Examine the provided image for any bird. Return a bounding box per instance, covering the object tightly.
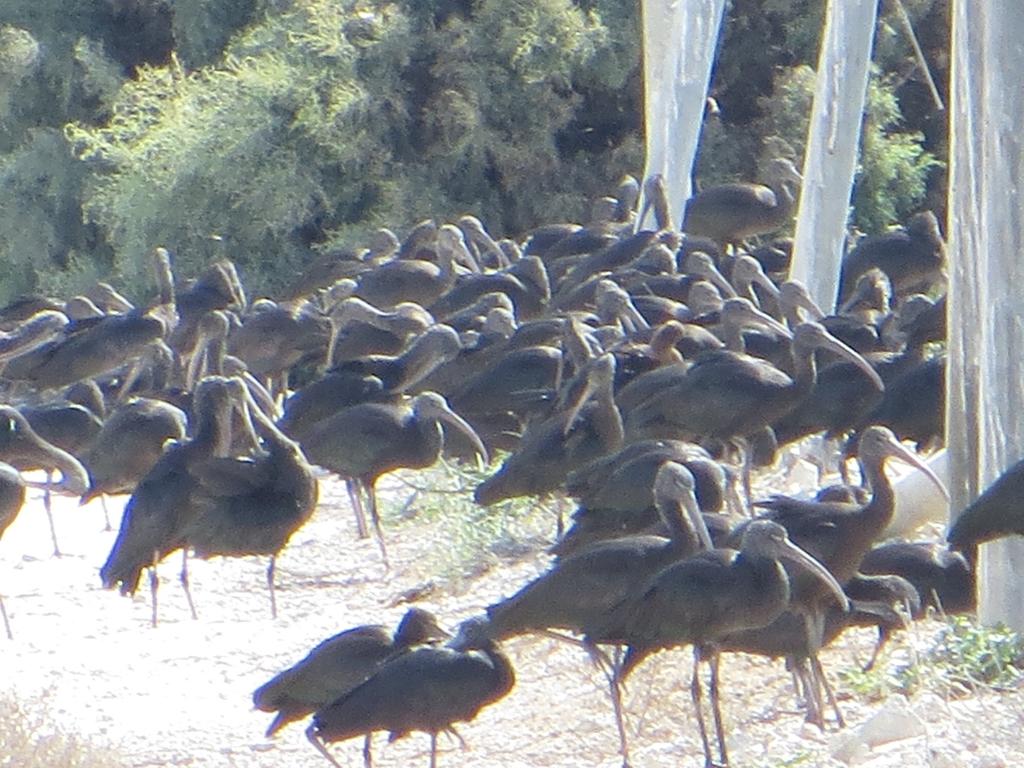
[0,309,69,365]
[306,616,515,768]
[301,392,488,566]
[100,376,239,626]
[947,456,1024,553]
[0,405,90,557]
[682,158,803,251]
[860,541,975,617]
[482,461,710,767]
[588,519,847,768]
[254,607,449,747]
[625,322,883,505]
[836,210,945,306]
[717,572,920,718]
[226,298,331,397]
[557,441,730,556]
[2,310,166,392]
[0,461,26,639]
[354,224,475,309]
[80,397,189,506]
[182,378,318,618]
[474,353,623,510]
[19,398,104,546]
[741,425,948,726]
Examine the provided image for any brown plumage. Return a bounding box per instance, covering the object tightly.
[683,159,803,249]
[306,617,514,768]
[254,608,449,738]
[0,461,26,639]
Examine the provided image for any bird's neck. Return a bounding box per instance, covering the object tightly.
[593,390,624,449]
[770,179,799,222]
[860,457,896,531]
[742,552,791,622]
[791,346,817,395]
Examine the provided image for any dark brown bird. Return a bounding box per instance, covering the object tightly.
[2,311,165,392]
[947,456,1024,553]
[183,380,318,618]
[254,608,449,744]
[589,520,847,768]
[354,225,473,309]
[860,541,975,617]
[717,573,919,723]
[0,405,90,557]
[100,376,238,625]
[836,211,945,306]
[474,354,623,508]
[302,392,487,566]
[80,397,188,505]
[742,426,947,726]
[683,158,803,250]
[306,616,515,768]
[0,461,26,639]
[483,461,709,767]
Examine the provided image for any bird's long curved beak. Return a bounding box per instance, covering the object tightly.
[26,451,89,497]
[687,254,737,299]
[438,405,489,466]
[777,539,849,612]
[681,481,714,551]
[814,332,884,390]
[615,294,650,335]
[882,432,950,501]
[741,303,793,340]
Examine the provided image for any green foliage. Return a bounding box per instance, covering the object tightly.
[0,129,105,305]
[843,616,1024,700]
[900,616,1024,696]
[853,76,941,232]
[2,0,947,297]
[382,458,554,585]
[64,0,640,298]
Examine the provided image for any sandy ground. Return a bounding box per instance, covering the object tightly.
[2,470,1023,768]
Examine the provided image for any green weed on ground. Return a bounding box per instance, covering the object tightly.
[842,615,1024,700]
[382,457,558,586]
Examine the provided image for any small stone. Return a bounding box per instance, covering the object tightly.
[831,697,927,764]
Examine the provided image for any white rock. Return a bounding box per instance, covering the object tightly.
[831,697,927,764]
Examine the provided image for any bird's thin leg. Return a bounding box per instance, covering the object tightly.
[443,726,467,750]
[346,478,370,539]
[690,647,715,768]
[43,471,61,557]
[863,629,888,673]
[362,733,372,768]
[180,548,198,620]
[604,646,633,768]
[267,555,278,620]
[149,550,160,628]
[811,654,845,728]
[785,657,805,709]
[708,651,729,768]
[305,725,345,768]
[365,480,390,569]
[800,657,826,730]
[1,592,12,640]
[429,732,438,768]
[99,494,113,531]
[579,636,616,681]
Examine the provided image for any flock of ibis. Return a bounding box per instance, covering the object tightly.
[1,161,1021,768]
